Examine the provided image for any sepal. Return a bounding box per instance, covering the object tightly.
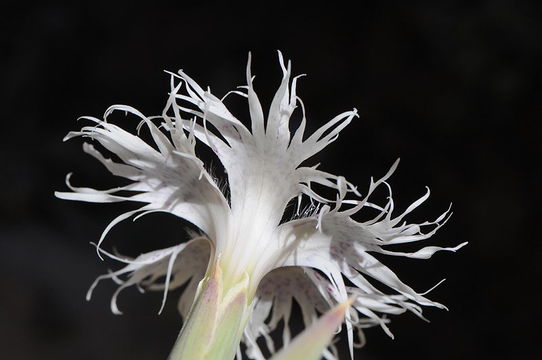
[168,260,251,360]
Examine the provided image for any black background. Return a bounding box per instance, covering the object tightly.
[1,1,540,359]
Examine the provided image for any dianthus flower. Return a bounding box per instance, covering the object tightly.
[56,52,465,359]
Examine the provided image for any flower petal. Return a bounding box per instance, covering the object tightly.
[56,109,230,247]
[245,267,337,360]
[167,53,360,232]
[87,237,211,316]
[268,162,465,354]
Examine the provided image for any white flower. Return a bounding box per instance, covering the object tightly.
[56,52,466,359]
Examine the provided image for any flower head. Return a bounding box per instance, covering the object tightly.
[56,52,466,359]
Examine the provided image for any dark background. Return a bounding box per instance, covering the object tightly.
[1,1,540,359]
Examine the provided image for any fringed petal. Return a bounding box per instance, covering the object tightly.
[87,237,211,316]
[270,162,465,356]
[165,52,360,232]
[56,108,230,248]
[245,267,337,359]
